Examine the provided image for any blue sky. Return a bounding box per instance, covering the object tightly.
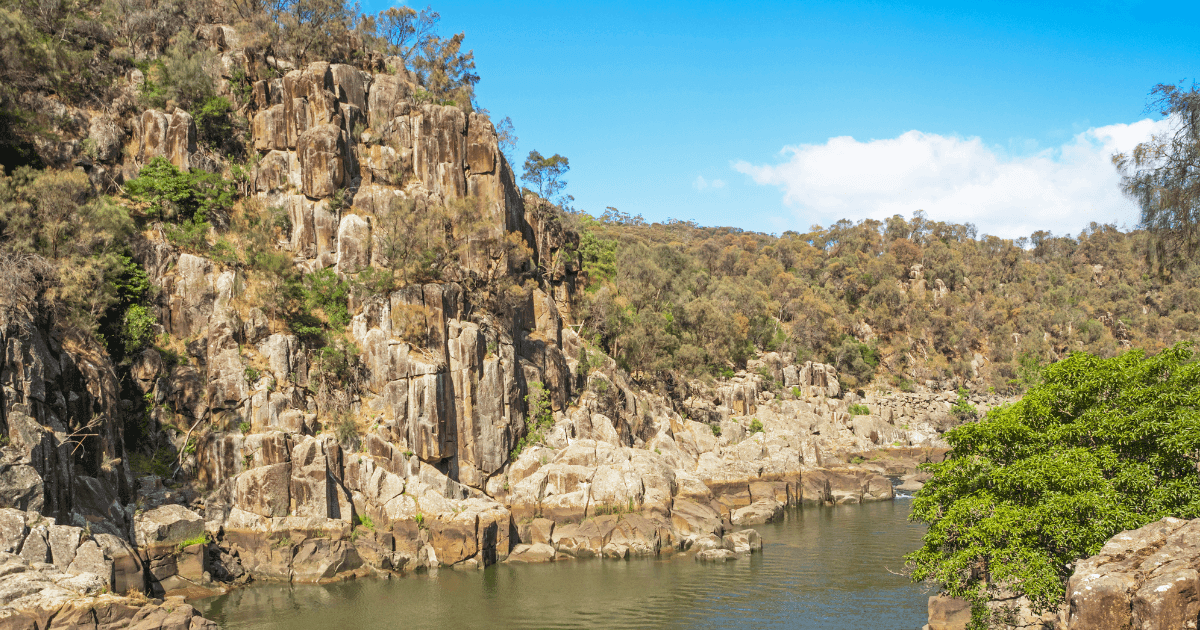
[364,0,1200,238]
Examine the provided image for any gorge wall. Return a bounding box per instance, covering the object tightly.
[1,25,1010,627]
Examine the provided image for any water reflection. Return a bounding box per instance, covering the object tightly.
[198,500,929,630]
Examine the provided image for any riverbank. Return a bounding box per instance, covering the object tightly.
[197,500,929,630]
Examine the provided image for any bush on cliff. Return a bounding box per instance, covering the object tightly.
[906,342,1200,627]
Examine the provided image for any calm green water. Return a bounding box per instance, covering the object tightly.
[197,500,929,630]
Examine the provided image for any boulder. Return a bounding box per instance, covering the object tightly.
[730,499,783,526]
[695,549,737,562]
[507,543,555,564]
[928,594,972,630]
[724,529,762,554]
[134,505,205,547]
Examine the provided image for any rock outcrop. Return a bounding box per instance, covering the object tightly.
[926,517,1200,630]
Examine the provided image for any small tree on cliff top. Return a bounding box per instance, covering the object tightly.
[521,150,570,206]
[907,342,1200,627]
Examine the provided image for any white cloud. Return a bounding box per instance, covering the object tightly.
[733,119,1172,238]
[693,175,726,191]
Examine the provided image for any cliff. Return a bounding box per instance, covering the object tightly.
[0,23,1002,623]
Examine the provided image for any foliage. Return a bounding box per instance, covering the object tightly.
[494,115,517,163]
[193,95,244,157]
[510,381,554,459]
[374,6,438,61]
[138,30,217,111]
[177,533,210,550]
[951,388,979,422]
[0,0,126,164]
[165,216,211,252]
[906,343,1200,625]
[128,449,174,478]
[575,211,1200,391]
[410,30,479,106]
[355,513,375,530]
[829,337,880,390]
[756,366,776,391]
[1113,82,1200,273]
[238,421,251,434]
[521,151,570,206]
[848,403,870,416]
[577,216,618,289]
[121,304,156,355]
[124,157,235,224]
[301,268,351,329]
[309,337,360,396]
[0,168,152,346]
[332,411,358,443]
[749,418,763,433]
[370,194,508,288]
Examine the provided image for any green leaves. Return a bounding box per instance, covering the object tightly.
[908,343,1200,621]
[125,157,235,223]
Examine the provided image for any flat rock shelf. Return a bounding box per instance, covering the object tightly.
[196,500,929,630]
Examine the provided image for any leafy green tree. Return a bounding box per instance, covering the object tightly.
[907,343,1200,626]
[124,157,235,223]
[1114,83,1200,273]
[521,150,570,205]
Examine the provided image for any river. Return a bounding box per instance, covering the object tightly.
[196,499,929,629]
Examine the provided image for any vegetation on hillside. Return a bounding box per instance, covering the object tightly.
[0,0,480,169]
[559,205,1200,393]
[906,343,1200,627]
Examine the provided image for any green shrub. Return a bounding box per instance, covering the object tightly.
[848,403,870,416]
[356,514,375,530]
[333,412,359,443]
[301,268,351,329]
[510,381,554,459]
[165,216,211,251]
[749,418,763,433]
[951,388,979,422]
[121,304,156,355]
[791,386,802,398]
[829,337,880,390]
[756,367,776,391]
[907,343,1200,626]
[125,158,235,223]
[193,95,243,156]
[238,421,251,434]
[710,424,721,437]
[177,533,210,550]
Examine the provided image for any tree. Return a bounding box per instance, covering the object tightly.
[273,0,356,64]
[521,150,570,205]
[375,5,438,61]
[1114,83,1200,273]
[494,116,517,164]
[906,343,1200,627]
[412,30,478,105]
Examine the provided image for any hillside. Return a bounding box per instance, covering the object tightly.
[569,211,1200,395]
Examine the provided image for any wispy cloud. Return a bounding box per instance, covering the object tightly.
[733,119,1171,238]
[693,175,726,191]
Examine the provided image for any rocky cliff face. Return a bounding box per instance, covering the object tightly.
[0,28,995,621]
[926,517,1200,630]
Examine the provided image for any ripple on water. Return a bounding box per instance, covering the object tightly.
[197,500,930,630]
